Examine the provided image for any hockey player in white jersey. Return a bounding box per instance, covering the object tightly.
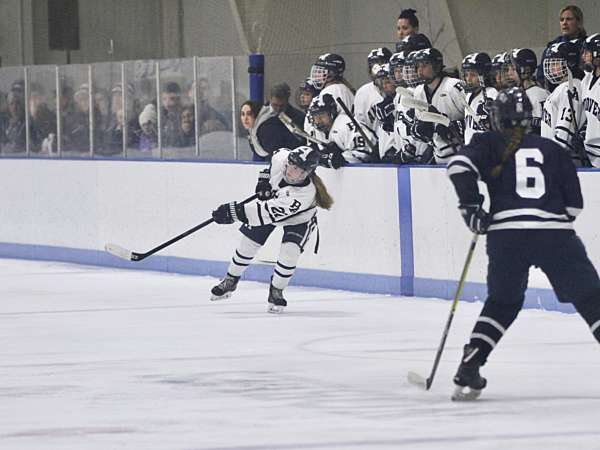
[370,63,398,161]
[309,53,355,116]
[581,33,600,167]
[461,52,498,144]
[307,93,376,168]
[505,48,549,134]
[210,146,333,314]
[410,48,466,163]
[540,41,588,165]
[354,47,392,129]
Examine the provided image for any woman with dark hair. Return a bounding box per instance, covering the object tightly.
[397,8,419,40]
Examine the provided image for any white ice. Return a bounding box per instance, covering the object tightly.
[1,259,600,450]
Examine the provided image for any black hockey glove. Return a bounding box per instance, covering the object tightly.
[436,120,465,144]
[319,142,346,169]
[255,168,273,201]
[374,97,395,132]
[459,204,489,235]
[411,119,434,143]
[400,143,418,164]
[476,100,493,129]
[212,202,248,224]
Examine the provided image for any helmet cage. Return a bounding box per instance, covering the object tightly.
[543,58,568,84]
[310,65,331,90]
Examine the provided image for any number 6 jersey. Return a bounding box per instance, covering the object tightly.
[447,131,583,231]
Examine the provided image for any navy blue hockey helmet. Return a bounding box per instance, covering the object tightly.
[389,51,408,86]
[308,93,338,132]
[413,48,444,83]
[396,33,432,54]
[288,146,319,174]
[507,48,538,82]
[461,52,492,91]
[582,33,600,71]
[489,87,533,132]
[543,41,580,83]
[368,47,393,69]
[310,53,346,89]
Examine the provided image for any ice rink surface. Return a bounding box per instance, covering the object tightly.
[1,259,600,450]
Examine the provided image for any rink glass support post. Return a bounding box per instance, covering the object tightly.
[248,53,264,162]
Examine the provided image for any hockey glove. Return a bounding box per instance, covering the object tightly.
[459,204,490,235]
[319,142,346,169]
[400,143,418,164]
[374,97,395,132]
[255,168,273,201]
[436,120,465,145]
[212,202,248,224]
[411,119,435,143]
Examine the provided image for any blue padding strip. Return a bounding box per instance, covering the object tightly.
[0,244,574,313]
[397,167,414,296]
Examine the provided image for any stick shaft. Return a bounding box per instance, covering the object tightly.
[131,193,259,261]
[425,233,479,389]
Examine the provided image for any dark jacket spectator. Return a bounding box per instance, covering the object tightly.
[0,91,26,153]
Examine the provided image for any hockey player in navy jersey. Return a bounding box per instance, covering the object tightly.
[447,87,600,400]
[210,146,333,314]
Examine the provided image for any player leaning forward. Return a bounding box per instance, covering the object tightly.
[209,146,333,313]
[447,87,600,399]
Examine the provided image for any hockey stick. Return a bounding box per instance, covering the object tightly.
[566,68,591,167]
[415,110,450,127]
[278,112,327,146]
[105,193,259,262]
[400,95,429,111]
[395,86,414,98]
[408,233,479,390]
[335,97,379,159]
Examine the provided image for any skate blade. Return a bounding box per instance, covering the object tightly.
[267,304,285,314]
[210,292,232,301]
[407,371,429,390]
[451,385,482,401]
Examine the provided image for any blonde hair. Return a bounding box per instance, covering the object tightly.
[560,5,586,35]
[311,173,334,210]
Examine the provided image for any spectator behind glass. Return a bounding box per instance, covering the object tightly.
[62,83,96,152]
[160,81,183,148]
[253,82,303,160]
[138,103,158,153]
[177,105,196,148]
[28,85,57,153]
[537,5,587,90]
[397,8,419,40]
[189,78,229,135]
[0,91,26,153]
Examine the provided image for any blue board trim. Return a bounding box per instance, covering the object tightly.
[0,241,574,313]
[397,167,414,296]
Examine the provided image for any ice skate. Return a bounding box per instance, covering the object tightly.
[451,345,487,401]
[210,274,239,301]
[267,284,287,314]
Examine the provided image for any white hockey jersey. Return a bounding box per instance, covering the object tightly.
[541,79,584,157]
[319,82,355,116]
[464,87,498,145]
[526,85,550,133]
[393,88,430,161]
[581,72,600,167]
[322,113,376,163]
[243,149,317,227]
[354,81,382,130]
[413,76,466,163]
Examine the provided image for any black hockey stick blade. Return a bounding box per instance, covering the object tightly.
[407,371,432,390]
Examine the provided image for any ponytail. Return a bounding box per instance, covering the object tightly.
[311,173,334,210]
[491,127,526,178]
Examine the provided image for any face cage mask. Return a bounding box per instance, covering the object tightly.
[543,58,568,84]
[403,64,420,88]
[392,66,405,87]
[310,65,330,90]
[582,50,600,73]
